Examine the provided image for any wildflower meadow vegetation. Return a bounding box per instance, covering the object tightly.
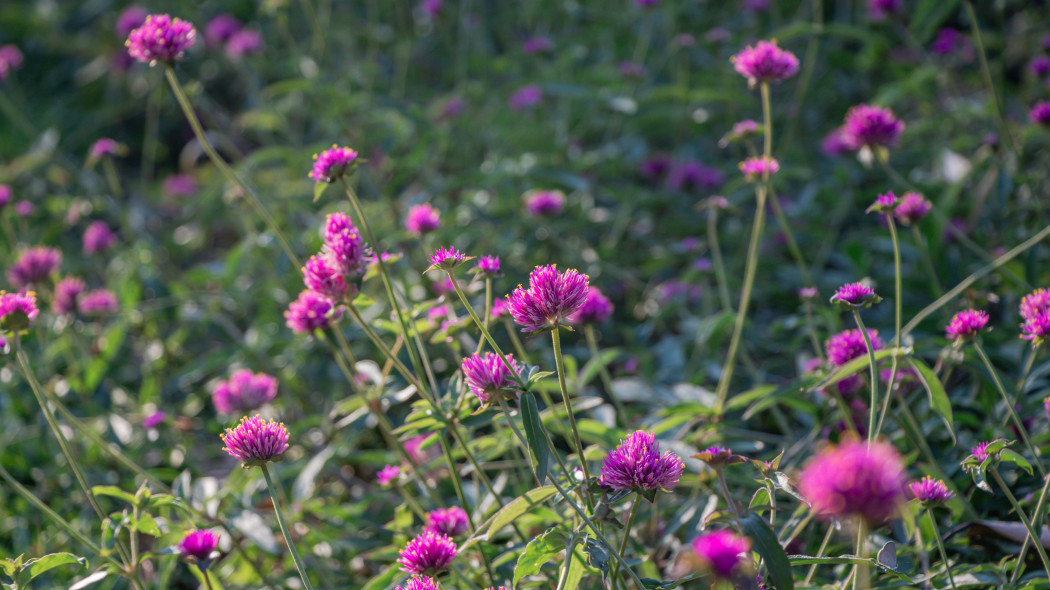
[3,1,1050,588]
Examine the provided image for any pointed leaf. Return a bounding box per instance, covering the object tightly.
[908,357,954,432]
[520,392,550,483]
[514,528,567,586]
[16,553,86,586]
[464,486,558,549]
[739,513,794,590]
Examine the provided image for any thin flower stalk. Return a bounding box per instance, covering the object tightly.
[436,434,498,588]
[962,0,1019,155]
[707,207,732,311]
[1010,474,1050,584]
[988,467,1050,574]
[260,464,316,590]
[851,310,880,441]
[768,186,813,286]
[910,225,944,296]
[972,340,1045,477]
[474,276,493,355]
[609,493,642,589]
[853,520,869,590]
[552,327,592,486]
[926,508,958,590]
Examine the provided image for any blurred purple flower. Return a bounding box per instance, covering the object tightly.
[311,145,359,183]
[0,291,39,332]
[1029,101,1050,126]
[205,14,241,47]
[842,104,905,150]
[78,289,119,316]
[798,439,907,524]
[639,153,672,181]
[419,0,443,19]
[0,45,24,82]
[894,192,931,225]
[691,530,751,579]
[126,14,197,64]
[739,156,779,181]
[116,6,148,38]
[303,254,349,301]
[178,529,218,561]
[821,127,852,156]
[666,160,724,192]
[83,221,116,254]
[90,138,121,160]
[213,369,278,415]
[424,507,470,537]
[143,411,167,429]
[826,328,883,367]
[524,189,565,217]
[731,40,799,87]
[868,0,903,21]
[14,200,32,216]
[509,85,543,111]
[1030,55,1050,78]
[569,286,613,325]
[909,476,954,505]
[285,290,340,334]
[0,184,10,208]
[53,277,85,315]
[8,247,61,289]
[619,61,646,78]
[225,29,264,58]
[523,36,553,54]
[163,174,198,197]
[377,464,400,486]
[405,203,442,236]
[474,255,500,276]
[945,309,989,341]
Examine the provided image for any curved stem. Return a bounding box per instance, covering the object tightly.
[609,493,641,590]
[990,467,1050,574]
[1010,473,1050,584]
[474,278,492,355]
[201,567,217,590]
[261,464,316,590]
[345,303,423,393]
[707,208,732,311]
[851,311,879,441]
[887,216,903,347]
[926,509,958,590]
[552,329,591,487]
[972,340,1045,477]
[962,0,1020,155]
[853,520,869,590]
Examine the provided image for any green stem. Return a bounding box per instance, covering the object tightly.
[504,317,531,365]
[852,520,869,590]
[584,324,627,426]
[261,464,316,590]
[446,272,525,391]
[163,66,300,267]
[926,508,958,590]
[1010,473,1050,584]
[851,311,880,441]
[803,301,824,360]
[804,524,834,585]
[910,225,944,297]
[610,493,641,590]
[990,467,1050,574]
[973,340,1046,477]
[437,435,498,588]
[201,567,217,590]
[552,328,592,486]
[873,357,899,438]
[768,187,813,286]
[394,483,428,521]
[474,277,493,355]
[887,216,903,347]
[345,303,424,394]
[707,208,732,312]
[962,0,1020,155]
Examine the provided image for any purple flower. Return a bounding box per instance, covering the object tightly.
[894,192,931,225]
[508,264,589,333]
[739,156,779,181]
[524,189,565,217]
[509,85,543,111]
[523,36,553,54]
[83,221,116,254]
[619,61,646,78]
[830,282,880,308]
[428,246,467,270]
[310,145,359,183]
[930,28,972,60]
[78,289,119,316]
[323,213,369,279]
[1020,289,1050,322]
[798,286,819,301]
[909,476,954,506]
[1045,397,1050,422]
[178,529,218,562]
[143,411,166,429]
[826,328,884,366]
[474,255,500,276]
[691,530,751,579]
[53,277,85,315]
[1029,101,1050,126]
[116,6,148,37]
[1021,312,1050,344]
[8,247,62,289]
[418,0,443,19]
[569,286,613,325]
[163,174,198,197]
[1030,55,1050,78]
[205,14,241,47]
[970,441,992,463]
[0,291,39,332]
[0,184,10,208]
[89,138,121,160]
[720,120,761,146]
[398,531,458,576]
[14,201,32,216]
[842,104,905,150]
[945,309,989,341]
[490,297,510,320]
[639,153,672,181]
[126,14,197,64]
[424,507,470,537]
[285,290,341,334]
[435,96,464,122]
[731,40,800,86]
[461,352,522,403]
[213,369,279,415]
[695,446,740,469]
[599,430,684,492]
[303,254,349,301]
[673,33,696,48]
[666,161,724,192]
[868,191,898,213]
[868,0,903,21]
[225,29,264,59]
[798,439,907,524]
[0,45,24,82]
[396,577,439,590]
[821,127,852,156]
[220,415,290,467]
[377,464,401,486]
[405,203,442,235]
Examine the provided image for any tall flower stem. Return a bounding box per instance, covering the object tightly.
[803,299,824,360]
[707,207,732,311]
[474,277,493,355]
[962,0,1019,155]
[552,328,592,487]
[999,348,1040,431]
[851,311,880,441]
[584,324,627,426]
[852,520,869,590]
[344,303,424,394]
[972,340,1045,477]
[437,434,498,589]
[446,271,525,391]
[887,216,903,347]
[200,568,217,590]
[989,467,1050,573]
[393,482,428,520]
[910,226,944,297]
[1010,473,1050,584]
[504,317,531,365]
[609,493,641,590]
[926,508,958,590]
[163,66,299,266]
[261,464,316,590]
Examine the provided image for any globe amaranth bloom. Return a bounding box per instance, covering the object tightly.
[221,415,290,467]
[694,445,743,469]
[461,352,522,403]
[427,246,468,270]
[970,441,993,464]
[523,36,553,54]
[842,104,905,150]
[508,85,543,111]
[826,329,884,367]
[909,476,954,506]
[867,0,902,21]
[798,286,819,301]
[322,213,369,279]
[821,127,852,156]
[53,277,85,316]
[143,411,166,429]
[213,369,278,415]
[523,189,565,217]
[894,192,931,225]
[163,174,198,197]
[14,201,32,217]
[225,29,264,59]
[0,45,24,82]
[1020,289,1050,321]
[83,221,116,254]
[377,464,401,486]
[303,254,349,301]
[126,14,197,64]
[0,291,39,333]
[797,439,907,524]
[945,309,989,341]
[396,576,439,590]
[1030,101,1050,126]
[89,138,122,161]
[78,289,119,316]
[1030,55,1050,78]
[405,203,441,235]
[205,14,241,47]
[867,191,898,213]
[666,160,724,192]
[310,145,359,183]
[424,507,470,537]
[8,247,61,289]
[178,529,218,562]
[508,265,589,333]
[115,6,148,38]
[0,184,10,208]
[730,40,799,87]
[830,282,881,309]
[690,530,752,579]
[490,297,510,320]
[473,255,500,277]
[639,153,672,181]
[600,430,684,492]
[285,290,341,334]
[398,531,458,576]
[568,286,613,325]
[739,156,779,181]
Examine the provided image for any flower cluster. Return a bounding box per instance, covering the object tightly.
[600,430,684,492]
[945,309,989,341]
[730,40,799,86]
[405,203,442,235]
[220,415,290,467]
[508,265,589,333]
[126,14,197,64]
[310,145,359,183]
[461,352,522,403]
[841,103,905,150]
[398,531,457,576]
[523,189,565,217]
[213,369,279,415]
[798,439,906,524]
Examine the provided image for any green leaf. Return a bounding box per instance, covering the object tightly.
[313,181,329,202]
[465,486,557,549]
[0,556,22,578]
[513,527,568,586]
[815,348,903,392]
[787,554,913,582]
[562,539,587,590]
[999,448,1034,475]
[16,553,87,587]
[579,348,620,387]
[135,513,161,537]
[583,536,610,582]
[520,392,550,483]
[908,357,954,433]
[91,486,136,505]
[739,513,794,590]
[360,565,400,590]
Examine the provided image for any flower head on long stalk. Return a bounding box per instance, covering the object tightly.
[508,264,589,333]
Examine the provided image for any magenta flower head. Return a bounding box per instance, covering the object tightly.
[945,309,989,342]
[909,476,954,507]
[205,14,241,47]
[424,507,470,537]
[600,430,684,495]
[490,297,510,320]
[666,161,724,192]
[894,192,932,225]
[509,85,543,111]
[53,277,85,316]
[213,369,278,415]
[473,255,501,277]
[830,282,881,309]
[396,576,439,590]
[1022,313,1050,346]
[89,138,123,162]
[1020,289,1050,322]
[690,530,752,580]
[0,291,39,333]
[220,415,290,468]
[731,40,799,87]
[163,174,198,197]
[0,184,10,208]
[739,156,779,181]
[83,221,117,254]
[0,45,24,82]
[826,328,884,366]
[126,14,197,64]
[377,464,401,486]
[798,286,819,302]
[405,203,442,236]
[116,6,148,37]
[310,145,359,183]
[842,104,905,150]
[868,0,902,21]
[8,247,62,289]
[569,286,614,325]
[523,36,553,54]
[969,441,992,464]
[821,127,852,156]
[693,445,745,470]
[323,213,369,279]
[523,189,566,217]
[285,290,341,334]
[798,439,907,524]
[303,254,349,301]
[462,352,522,404]
[508,264,589,333]
[143,411,166,429]
[1029,101,1050,126]
[78,289,119,316]
[8,200,24,216]
[398,531,458,576]
[225,29,264,59]
[427,246,469,271]
[178,529,218,566]
[867,191,898,214]
[1030,55,1050,78]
